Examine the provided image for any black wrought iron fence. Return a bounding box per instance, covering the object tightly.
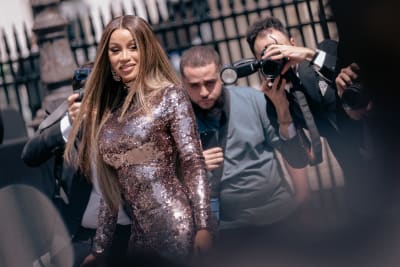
[0,0,336,121]
[0,0,345,215]
[0,24,41,122]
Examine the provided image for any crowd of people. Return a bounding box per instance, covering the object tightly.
[19,12,396,267]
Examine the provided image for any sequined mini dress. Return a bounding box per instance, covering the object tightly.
[95,85,212,261]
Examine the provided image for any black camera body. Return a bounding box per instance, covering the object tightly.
[341,82,369,110]
[259,58,287,79]
[220,57,288,85]
[74,88,85,102]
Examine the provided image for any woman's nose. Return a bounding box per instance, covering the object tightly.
[121,49,129,60]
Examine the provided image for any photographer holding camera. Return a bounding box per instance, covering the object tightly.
[246,16,387,228]
[335,61,381,184]
[245,17,338,140]
[180,45,315,258]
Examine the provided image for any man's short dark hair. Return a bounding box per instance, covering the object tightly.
[179,46,221,77]
[246,16,289,55]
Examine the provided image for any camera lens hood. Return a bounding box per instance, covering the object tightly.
[220,64,238,85]
[220,58,260,85]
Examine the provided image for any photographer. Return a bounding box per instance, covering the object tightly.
[246,17,338,139]
[246,16,387,225]
[180,46,313,257]
[334,61,385,169]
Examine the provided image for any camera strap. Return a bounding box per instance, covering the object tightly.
[293,90,323,165]
[38,88,84,133]
[38,100,69,133]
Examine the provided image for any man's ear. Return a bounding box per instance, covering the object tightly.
[289,37,295,46]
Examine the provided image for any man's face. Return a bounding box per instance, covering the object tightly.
[182,63,223,110]
[253,28,293,59]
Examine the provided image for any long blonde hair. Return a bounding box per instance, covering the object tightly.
[64,15,180,212]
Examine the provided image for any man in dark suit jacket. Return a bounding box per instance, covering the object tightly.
[245,16,385,228]
[21,65,131,267]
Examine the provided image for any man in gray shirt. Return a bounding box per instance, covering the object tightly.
[179,46,311,253]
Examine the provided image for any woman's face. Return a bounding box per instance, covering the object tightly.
[108,28,140,83]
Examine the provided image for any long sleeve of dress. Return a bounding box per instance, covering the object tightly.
[93,197,118,253]
[167,86,212,231]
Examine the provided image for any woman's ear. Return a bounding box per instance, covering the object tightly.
[289,37,295,46]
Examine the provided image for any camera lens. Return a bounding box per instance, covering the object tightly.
[220,65,238,85]
[341,83,369,110]
[260,59,284,79]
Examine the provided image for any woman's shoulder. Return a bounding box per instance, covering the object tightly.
[160,83,188,99]
[161,83,184,93]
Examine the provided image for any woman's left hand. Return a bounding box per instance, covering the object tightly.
[80,253,104,267]
[193,229,213,255]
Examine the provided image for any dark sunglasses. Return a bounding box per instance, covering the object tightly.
[73,68,92,81]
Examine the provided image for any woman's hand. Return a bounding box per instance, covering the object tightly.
[80,252,107,267]
[193,229,213,256]
[80,253,97,267]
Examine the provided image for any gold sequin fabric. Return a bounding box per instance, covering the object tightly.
[96,85,212,262]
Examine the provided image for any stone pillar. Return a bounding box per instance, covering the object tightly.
[30,0,77,127]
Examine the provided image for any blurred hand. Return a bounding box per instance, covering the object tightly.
[261,44,315,74]
[203,147,224,171]
[80,253,98,267]
[335,62,359,97]
[67,93,82,124]
[193,229,212,256]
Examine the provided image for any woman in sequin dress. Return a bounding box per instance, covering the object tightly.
[64,15,213,266]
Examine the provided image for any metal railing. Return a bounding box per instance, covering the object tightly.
[0,0,344,215]
[1,0,337,122]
